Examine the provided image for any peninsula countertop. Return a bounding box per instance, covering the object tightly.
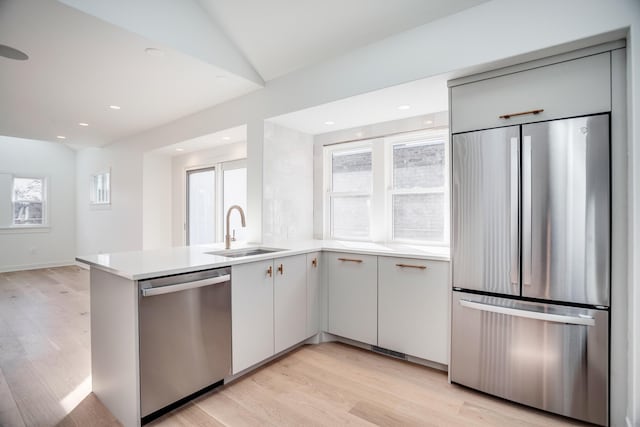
[76,240,450,281]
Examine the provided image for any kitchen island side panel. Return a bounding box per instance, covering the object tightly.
[90,267,140,427]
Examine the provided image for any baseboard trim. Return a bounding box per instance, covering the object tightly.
[0,260,76,273]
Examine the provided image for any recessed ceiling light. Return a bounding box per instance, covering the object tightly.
[175,148,184,152]
[355,132,363,138]
[397,105,411,110]
[144,47,164,57]
[109,105,121,110]
[324,121,335,126]
[0,44,29,61]
[425,120,433,125]
[56,135,66,140]
[78,122,89,127]
[222,136,231,141]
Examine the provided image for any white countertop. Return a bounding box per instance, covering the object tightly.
[76,240,449,281]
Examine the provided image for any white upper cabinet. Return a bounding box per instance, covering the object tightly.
[327,252,377,345]
[450,52,611,133]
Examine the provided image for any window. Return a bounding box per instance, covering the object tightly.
[185,160,247,245]
[90,169,110,205]
[327,147,372,240]
[324,129,449,245]
[12,177,46,226]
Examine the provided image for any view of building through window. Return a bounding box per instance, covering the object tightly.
[325,129,448,245]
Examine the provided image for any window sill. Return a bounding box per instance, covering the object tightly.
[0,225,51,234]
[90,203,111,211]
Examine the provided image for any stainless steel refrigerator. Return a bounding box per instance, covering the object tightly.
[450,114,610,426]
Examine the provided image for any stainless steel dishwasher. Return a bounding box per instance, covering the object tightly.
[138,267,231,424]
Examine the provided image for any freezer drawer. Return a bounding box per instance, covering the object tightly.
[451,292,609,426]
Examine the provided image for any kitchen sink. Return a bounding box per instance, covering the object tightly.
[205,247,285,258]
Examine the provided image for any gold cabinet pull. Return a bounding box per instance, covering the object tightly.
[499,109,544,119]
[267,266,273,277]
[338,258,363,263]
[312,258,318,268]
[277,264,284,274]
[396,263,427,270]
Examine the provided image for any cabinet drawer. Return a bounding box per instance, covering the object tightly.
[378,256,448,364]
[327,252,377,345]
[451,52,611,133]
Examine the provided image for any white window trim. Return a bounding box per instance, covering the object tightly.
[323,127,450,246]
[323,140,375,241]
[9,174,49,229]
[89,168,111,206]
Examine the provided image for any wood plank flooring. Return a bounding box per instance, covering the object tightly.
[0,266,589,427]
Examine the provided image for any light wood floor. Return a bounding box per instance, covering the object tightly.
[0,266,589,427]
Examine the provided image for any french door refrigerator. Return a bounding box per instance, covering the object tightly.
[450,114,610,426]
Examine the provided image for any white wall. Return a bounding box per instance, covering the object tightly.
[171,142,246,246]
[76,143,144,256]
[0,137,76,271]
[142,153,172,250]
[263,122,314,244]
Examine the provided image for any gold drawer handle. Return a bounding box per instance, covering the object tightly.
[396,263,427,270]
[277,264,284,275]
[312,258,318,268]
[267,266,273,277]
[338,258,363,263]
[499,109,544,119]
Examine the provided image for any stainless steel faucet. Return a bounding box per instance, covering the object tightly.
[225,205,246,249]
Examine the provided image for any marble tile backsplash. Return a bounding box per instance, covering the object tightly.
[263,122,314,244]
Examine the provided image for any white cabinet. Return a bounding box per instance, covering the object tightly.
[231,259,274,374]
[306,252,322,338]
[450,52,611,133]
[274,254,307,353]
[378,256,449,364]
[327,252,377,345]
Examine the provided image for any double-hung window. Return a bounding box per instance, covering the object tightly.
[324,128,449,246]
[326,145,372,240]
[389,134,448,244]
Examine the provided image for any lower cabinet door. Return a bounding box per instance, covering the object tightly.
[306,252,322,338]
[378,256,448,364]
[327,252,377,345]
[231,260,274,374]
[274,254,308,353]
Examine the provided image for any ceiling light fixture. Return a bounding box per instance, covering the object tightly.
[175,148,184,152]
[0,44,29,61]
[425,120,433,125]
[144,48,164,57]
[222,136,231,141]
[355,132,363,138]
[56,135,66,140]
[397,105,411,110]
[78,122,89,127]
[324,121,335,126]
[109,105,121,110]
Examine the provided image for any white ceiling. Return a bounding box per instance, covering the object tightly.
[197,0,489,81]
[0,0,487,148]
[0,0,261,147]
[268,74,449,135]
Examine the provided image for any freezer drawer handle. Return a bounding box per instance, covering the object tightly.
[141,274,230,297]
[459,299,595,326]
[337,258,363,263]
[499,109,544,119]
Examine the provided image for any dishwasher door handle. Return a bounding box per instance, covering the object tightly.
[459,299,595,326]
[141,274,230,297]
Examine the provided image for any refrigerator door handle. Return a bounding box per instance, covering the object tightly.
[522,135,532,287]
[459,299,595,326]
[509,137,519,287]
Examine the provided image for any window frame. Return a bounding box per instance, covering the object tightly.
[323,141,374,241]
[385,129,450,246]
[11,175,48,228]
[323,128,449,246]
[184,159,248,245]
